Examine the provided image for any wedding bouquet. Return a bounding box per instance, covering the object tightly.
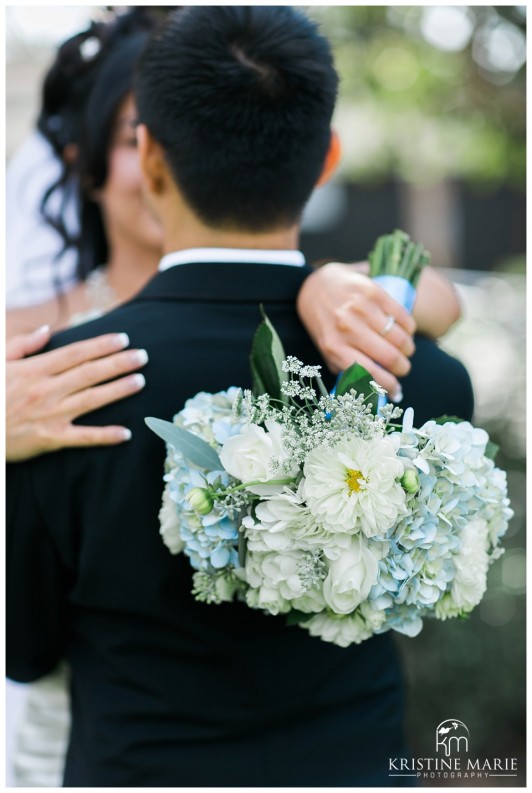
[146,234,512,648]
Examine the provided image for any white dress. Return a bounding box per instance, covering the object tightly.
[12,664,71,787]
[6,131,79,308]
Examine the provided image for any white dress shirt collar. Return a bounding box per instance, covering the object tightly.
[159,247,305,271]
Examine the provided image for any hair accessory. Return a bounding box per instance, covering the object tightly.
[79,36,102,61]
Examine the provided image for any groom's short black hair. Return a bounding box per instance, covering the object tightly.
[135,6,338,231]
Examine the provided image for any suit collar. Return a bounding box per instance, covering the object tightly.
[133,260,313,304]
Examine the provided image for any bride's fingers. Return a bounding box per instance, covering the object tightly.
[35,333,131,376]
[335,295,415,357]
[371,311,415,358]
[64,373,146,419]
[6,325,51,361]
[55,348,149,398]
[335,306,412,377]
[375,289,416,336]
[58,424,134,448]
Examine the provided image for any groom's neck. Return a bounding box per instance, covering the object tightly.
[164,225,300,255]
[158,193,300,255]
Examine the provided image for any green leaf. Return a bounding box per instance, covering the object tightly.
[485,440,500,461]
[334,362,378,414]
[145,417,222,470]
[433,415,464,425]
[285,609,315,626]
[249,308,288,401]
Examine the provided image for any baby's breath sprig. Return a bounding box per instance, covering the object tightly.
[191,569,244,605]
[298,550,327,591]
[280,357,326,411]
[192,571,224,604]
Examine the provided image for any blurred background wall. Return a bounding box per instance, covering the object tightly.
[6,5,526,786]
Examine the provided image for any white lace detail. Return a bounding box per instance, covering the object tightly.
[69,266,118,327]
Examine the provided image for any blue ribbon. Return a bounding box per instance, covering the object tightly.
[373,275,417,313]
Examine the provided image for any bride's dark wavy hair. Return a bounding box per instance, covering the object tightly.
[37,8,163,285]
[75,30,153,280]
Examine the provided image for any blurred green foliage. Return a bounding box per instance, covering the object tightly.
[308,6,526,188]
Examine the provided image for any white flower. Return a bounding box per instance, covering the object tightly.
[322,535,380,614]
[451,518,490,609]
[478,465,513,547]
[159,485,184,554]
[433,517,491,620]
[246,549,308,600]
[419,421,490,487]
[220,420,298,495]
[369,380,387,396]
[302,434,407,536]
[291,587,327,614]
[242,483,330,553]
[245,585,290,616]
[305,601,386,647]
[244,550,307,615]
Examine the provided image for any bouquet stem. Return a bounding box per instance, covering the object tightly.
[368,229,430,411]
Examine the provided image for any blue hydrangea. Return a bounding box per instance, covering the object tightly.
[366,422,512,636]
[162,389,244,574]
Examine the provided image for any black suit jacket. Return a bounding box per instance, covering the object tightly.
[7,261,473,786]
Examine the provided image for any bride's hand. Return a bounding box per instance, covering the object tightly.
[296,262,416,401]
[7,326,148,462]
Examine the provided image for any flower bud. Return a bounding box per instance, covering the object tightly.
[186,487,214,515]
[401,469,420,495]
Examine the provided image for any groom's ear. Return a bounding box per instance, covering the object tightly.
[137,124,169,195]
[316,129,341,187]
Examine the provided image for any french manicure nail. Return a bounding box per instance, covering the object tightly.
[119,428,132,441]
[35,324,50,336]
[114,333,130,349]
[132,349,149,366]
[131,373,146,389]
[392,387,403,403]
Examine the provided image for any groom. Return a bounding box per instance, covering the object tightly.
[7,7,473,787]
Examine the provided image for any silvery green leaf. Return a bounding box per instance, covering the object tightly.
[145,417,222,470]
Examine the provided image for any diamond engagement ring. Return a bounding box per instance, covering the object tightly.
[380,314,396,336]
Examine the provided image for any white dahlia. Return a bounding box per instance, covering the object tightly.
[302,434,407,537]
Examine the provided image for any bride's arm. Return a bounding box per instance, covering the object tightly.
[296,262,461,397]
[411,265,462,338]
